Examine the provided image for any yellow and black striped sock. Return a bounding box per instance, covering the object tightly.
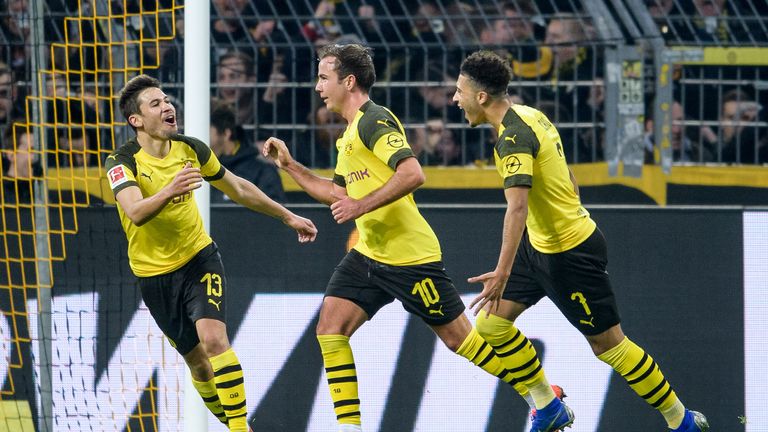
[210,349,248,432]
[456,327,521,386]
[475,313,555,409]
[317,335,361,426]
[598,337,686,429]
[191,377,228,426]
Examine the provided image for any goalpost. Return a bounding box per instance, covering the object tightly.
[0,1,214,431]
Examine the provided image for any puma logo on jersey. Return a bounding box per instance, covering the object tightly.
[428,305,444,316]
[377,119,390,127]
[208,299,221,311]
[579,316,595,327]
[140,172,152,182]
[504,134,517,144]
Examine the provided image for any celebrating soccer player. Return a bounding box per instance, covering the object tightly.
[453,50,709,432]
[106,75,317,431]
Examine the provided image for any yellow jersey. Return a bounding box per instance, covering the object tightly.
[105,135,225,276]
[494,105,595,253]
[333,101,442,265]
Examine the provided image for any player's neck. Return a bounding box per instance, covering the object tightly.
[136,132,171,159]
[487,101,511,130]
[340,93,370,124]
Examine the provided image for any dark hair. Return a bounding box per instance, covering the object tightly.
[118,74,161,129]
[459,51,512,98]
[210,99,243,142]
[502,0,536,16]
[317,44,376,93]
[217,50,254,75]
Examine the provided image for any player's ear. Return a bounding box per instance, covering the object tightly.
[476,90,488,105]
[345,74,355,91]
[128,113,143,128]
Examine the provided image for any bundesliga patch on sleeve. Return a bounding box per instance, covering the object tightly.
[107,165,129,189]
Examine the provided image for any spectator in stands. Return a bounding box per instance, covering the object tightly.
[297,104,344,169]
[675,0,755,44]
[1,121,40,203]
[644,100,713,164]
[57,128,94,168]
[0,0,30,79]
[211,0,258,48]
[0,63,22,130]
[701,89,765,164]
[409,119,461,166]
[544,13,603,162]
[407,63,463,166]
[645,0,695,43]
[41,73,99,168]
[215,50,257,128]
[209,99,285,203]
[483,1,552,100]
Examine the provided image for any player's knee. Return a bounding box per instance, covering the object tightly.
[475,313,515,344]
[441,334,465,352]
[475,313,495,339]
[199,333,230,357]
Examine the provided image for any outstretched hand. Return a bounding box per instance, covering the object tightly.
[284,214,318,243]
[262,137,294,169]
[467,270,509,317]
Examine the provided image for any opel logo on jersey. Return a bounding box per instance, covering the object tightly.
[386,133,404,148]
[505,156,522,174]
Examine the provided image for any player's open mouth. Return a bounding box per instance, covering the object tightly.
[164,116,176,125]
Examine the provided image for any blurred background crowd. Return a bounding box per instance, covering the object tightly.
[1,0,766,181]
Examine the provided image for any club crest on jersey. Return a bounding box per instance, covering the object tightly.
[343,140,353,156]
[386,133,404,149]
[108,165,129,188]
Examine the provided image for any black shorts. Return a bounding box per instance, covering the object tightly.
[325,249,466,326]
[138,242,227,355]
[504,227,621,336]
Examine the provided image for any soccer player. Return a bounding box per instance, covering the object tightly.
[453,50,710,432]
[106,75,317,432]
[263,43,564,432]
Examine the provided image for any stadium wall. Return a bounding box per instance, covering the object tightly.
[2,206,762,431]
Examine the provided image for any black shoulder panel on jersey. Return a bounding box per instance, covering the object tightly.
[358,101,404,151]
[173,134,212,165]
[496,109,540,159]
[105,138,141,175]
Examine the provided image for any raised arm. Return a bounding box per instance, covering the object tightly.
[116,162,202,226]
[329,157,424,224]
[263,136,337,205]
[468,185,529,315]
[211,169,317,243]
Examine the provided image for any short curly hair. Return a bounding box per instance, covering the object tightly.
[459,51,512,98]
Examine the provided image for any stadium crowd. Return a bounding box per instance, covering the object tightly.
[1,0,767,183]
